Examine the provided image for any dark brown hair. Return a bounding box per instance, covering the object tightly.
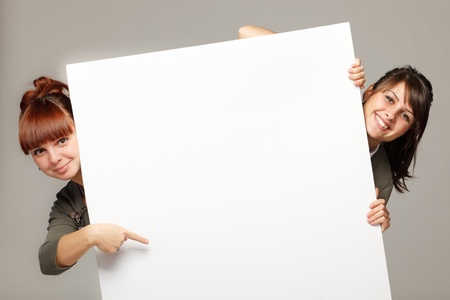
[19,77,74,155]
[367,66,433,192]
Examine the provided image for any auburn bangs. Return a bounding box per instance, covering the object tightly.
[19,100,74,154]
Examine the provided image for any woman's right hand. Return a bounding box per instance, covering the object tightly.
[56,223,149,268]
[86,224,149,253]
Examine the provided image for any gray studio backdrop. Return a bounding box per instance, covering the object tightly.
[1,1,448,299]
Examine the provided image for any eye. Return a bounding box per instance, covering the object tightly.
[401,112,410,122]
[32,148,45,156]
[385,95,394,103]
[58,138,68,145]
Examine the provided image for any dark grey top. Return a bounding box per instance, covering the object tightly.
[371,143,394,203]
[38,180,90,275]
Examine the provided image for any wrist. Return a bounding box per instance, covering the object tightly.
[81,224,98,248]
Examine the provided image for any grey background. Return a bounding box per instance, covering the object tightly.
[0,0,448,299]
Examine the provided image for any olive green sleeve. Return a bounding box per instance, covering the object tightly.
[38,203,78,275]
[38,181,88,275]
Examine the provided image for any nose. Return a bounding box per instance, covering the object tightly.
[48,148,62,164]
[385,111,393,121]
[385,106,401,122]
[386,105,405,123]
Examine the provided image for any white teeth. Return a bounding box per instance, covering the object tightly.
[376,115,388,129]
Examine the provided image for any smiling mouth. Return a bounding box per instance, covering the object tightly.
[54,162,70,173]
[375,114,389,130]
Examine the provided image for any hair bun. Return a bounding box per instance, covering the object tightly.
[20,76,69,115]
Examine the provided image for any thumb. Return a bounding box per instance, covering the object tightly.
[375,187,379,198]
[352,58,361,68]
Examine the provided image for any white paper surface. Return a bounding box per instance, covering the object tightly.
[67,22,391,300]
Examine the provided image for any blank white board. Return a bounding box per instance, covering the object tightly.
[67,22,391,300]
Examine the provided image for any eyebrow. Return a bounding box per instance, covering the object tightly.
[387,90,414,115]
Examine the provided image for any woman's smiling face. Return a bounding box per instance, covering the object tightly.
[30,132,82,183]
[363,81,415,150]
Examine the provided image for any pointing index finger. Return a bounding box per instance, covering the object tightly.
[125,231,149,244]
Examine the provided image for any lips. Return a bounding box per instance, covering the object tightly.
[54,161,70,174]
[375,114,390,130]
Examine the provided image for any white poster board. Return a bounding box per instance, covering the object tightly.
[67,22,391,300]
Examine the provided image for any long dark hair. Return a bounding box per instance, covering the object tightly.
[370,66,433,192]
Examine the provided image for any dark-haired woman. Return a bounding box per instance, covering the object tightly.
[239,25,433,233]
[363,66,433,231]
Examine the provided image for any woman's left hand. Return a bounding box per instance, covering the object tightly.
[348,58,366,89]
[367,188,390,232]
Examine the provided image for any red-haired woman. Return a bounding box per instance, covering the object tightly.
[19,77,149,275]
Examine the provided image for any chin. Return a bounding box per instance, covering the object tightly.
[50,171,77,182]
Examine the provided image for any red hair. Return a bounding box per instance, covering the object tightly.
[19,77,75,154]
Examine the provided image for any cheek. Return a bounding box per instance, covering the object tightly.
[32,156,45,169]
[69,146,80,158]
[397,124,411,137]
[362,104,372,120]
[68,138,80,152]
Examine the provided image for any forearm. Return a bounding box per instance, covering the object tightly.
[56,225,94,268]
[50,222,148,271]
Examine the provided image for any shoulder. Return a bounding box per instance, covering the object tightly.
[51,181,85,220]
[371,144,390,172]
[55,181,84,206]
